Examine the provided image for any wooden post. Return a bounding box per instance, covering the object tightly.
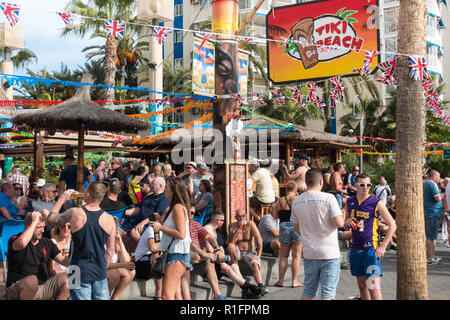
[33,130,44,182]
[77,124,85,207]
[212,0,239,216]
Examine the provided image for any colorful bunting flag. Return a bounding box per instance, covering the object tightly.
[0,2,20,27]
[360,50,379,76]
[274,96,286,105]
[105,19,126,40]
[57,12,74,26]
[307,82,316,101]
[330,76,344,100]
[377,56,397,86]
[408,55,429,81]
[252,92,267,105]
[330,90,338,108]
[423,79,434,92]
[153,26,172,45]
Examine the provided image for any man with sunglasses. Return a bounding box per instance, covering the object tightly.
[345,174,396,300]
[32,183,58,212]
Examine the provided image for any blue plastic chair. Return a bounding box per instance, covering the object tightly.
[106,208,127,228]
[192,204,214,226]
[0,218,25,282]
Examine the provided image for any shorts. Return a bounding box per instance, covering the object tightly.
[166,253,193,271]
[70,278,110,300]
[302,258,340,299]
[135,254,152,280]
[279,221,302,245]
[250,196,272,211]
[349,248,383,278]
[262,241,274,254]
[236,248,261,268]
[6,274,61,300]
[191,259,210,277]
[424,215,440,240]
[333,193,343,209]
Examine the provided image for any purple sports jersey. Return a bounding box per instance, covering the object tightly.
[347,195,381,250]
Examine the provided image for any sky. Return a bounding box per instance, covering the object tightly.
[9,0,104,76]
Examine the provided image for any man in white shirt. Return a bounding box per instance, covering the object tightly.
[374,176,392,206]
[291,168,344,300]
[249,161,275,222]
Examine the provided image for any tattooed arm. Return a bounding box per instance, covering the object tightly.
[47,189,76,228]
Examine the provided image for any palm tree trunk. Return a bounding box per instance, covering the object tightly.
[395,0,428,300]
[104,35,118,101]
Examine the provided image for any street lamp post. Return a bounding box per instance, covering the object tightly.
[347,95,364,173]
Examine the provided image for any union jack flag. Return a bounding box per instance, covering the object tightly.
[241,36,254,43]
[311,95,325,111]
[105,19,126,40]
[307,82,316,101]
[252,92,267,105]
[12,124,18,132]
[58,12,74,26]
[289,87,306,109]
[330,76,344,100]
[422,79,434,92]
[230,93,244,106]
[274,96,286,105]
[377,56,397,86]
[0,2,20,27]
[360,50,379,76]
[376,75,396,86]
[270,88,281,97]
[197,32,213,50]
[153,26,172,45]
[111,140,120,147]
[441,116,450,127]
[62,130,71,136]
[408,55,429,81]
[330,90,338,108]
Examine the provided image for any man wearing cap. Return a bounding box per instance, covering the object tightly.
[178,161,198,197]
[32,183,58,212]
[282,154,310,193]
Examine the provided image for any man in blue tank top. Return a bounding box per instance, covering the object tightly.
[345,174,396,300]
[47,182,116,300]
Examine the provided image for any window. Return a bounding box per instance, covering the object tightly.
[174,31,183,43]
[385,37,397,53]
[175,58,183,68]
[239,0,252,10]
[199,0,211,8]
[175,4,183,17]
[383,7,399,34]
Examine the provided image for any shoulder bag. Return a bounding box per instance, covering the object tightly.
[149,238,175,279]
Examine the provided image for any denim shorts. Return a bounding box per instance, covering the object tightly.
[279,221,302,245]
[166,253,193,271]
[349,248,383,278]
[334,193,343,209]
[302,258,340,299]
[424,215,440,240]
[70,278,110,300]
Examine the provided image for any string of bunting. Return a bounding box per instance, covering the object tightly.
[128,101,211,119]
[355,136,450,146]
[0,73,214,102]
[351,150,444,156]
[132,113,213,145]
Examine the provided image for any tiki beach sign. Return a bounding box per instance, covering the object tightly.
[267,0,380,84]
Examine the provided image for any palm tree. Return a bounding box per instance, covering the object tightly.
[0,48,38,69]
[395,0,428,300]
[62,0,135,100]
[162,59,192,95]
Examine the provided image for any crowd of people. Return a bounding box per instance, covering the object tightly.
[0,155,448,300]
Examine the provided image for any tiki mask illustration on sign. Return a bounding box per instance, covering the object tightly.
[291,17,318,69]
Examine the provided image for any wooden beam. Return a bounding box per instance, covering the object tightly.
[33,131,44,181]
[237,0,266,35]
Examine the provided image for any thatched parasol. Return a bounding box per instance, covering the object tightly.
[0,135,9,144]
[11,75,150,197]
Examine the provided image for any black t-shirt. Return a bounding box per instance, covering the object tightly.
[112,167,128,185]
[100,197,127,212]
[118,191,133,207]
[7,234,60,287]
[59,165,91,190]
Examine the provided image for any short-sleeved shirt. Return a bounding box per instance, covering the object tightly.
[139,193,170,223]
[7,234,60,287]
[100,197,127,212]
[374,184,391,206]
[423,180,444,217]
[252,168,275,204]
[0,193,20,230]
[93,167,105,181]
[31,199,56,213]
[189,220,209,247]
[258,213,279,244]
[59,165,91,190]
[291,190,342,260]
[134,225,155,261]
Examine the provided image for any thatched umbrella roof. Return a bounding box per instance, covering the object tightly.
[11,84,150,133]
[0,135,9,143]
[124,116,357,146]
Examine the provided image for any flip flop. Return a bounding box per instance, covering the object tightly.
[291,284,303,288]
[274,283,284,287]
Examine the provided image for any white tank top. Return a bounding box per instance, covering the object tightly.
[159,205,191,254]
[51,239,68,272]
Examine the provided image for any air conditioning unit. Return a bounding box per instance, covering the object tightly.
[137,0,174,22]
[191,0,200,4]
[191,106,200,115]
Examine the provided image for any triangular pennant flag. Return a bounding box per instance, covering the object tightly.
[0,2,20,27]
[58,12,74,26]
[153,26,172,45]
[105,19,126,40]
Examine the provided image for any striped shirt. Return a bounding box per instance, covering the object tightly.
[189,220,208,247]
[11,173,30,195]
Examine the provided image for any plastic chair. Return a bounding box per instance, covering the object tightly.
[192,204,214,226]
[106,208,127,228]
[0,218,25,282]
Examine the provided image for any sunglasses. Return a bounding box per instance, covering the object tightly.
[14,187,22,191]
[357,183,372,188]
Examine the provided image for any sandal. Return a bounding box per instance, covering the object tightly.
[153,296,162,300]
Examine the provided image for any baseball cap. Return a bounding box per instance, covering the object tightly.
[36,178,46,187]
[198,162,209,170]
[185,161,197,169]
